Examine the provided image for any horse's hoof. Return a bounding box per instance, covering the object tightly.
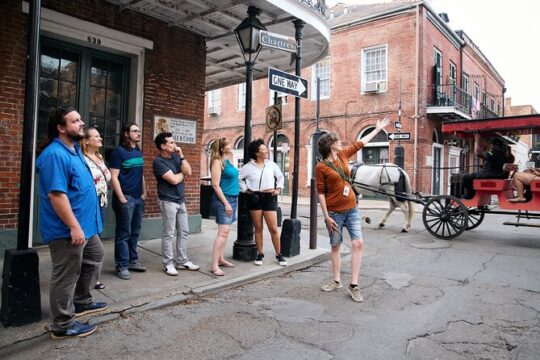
[364,217,371,224]
[401,228,408,233]
[378,223,385,228]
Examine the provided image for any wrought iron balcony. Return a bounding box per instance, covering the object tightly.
[297,0,326,15]
[427,84,500,120]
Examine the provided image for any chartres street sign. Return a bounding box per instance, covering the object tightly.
[388,132,411,141]
[268,67,308,99]
[260,30,297,53]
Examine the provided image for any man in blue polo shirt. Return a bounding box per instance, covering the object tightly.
[36,107,107,339]
[110,122,147,280]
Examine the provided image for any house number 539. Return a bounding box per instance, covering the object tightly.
[87,36,102,45]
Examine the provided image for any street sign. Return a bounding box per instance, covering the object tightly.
[260,30,297,53]
[394,121,402,130]
[268,67,308,99]
[265,105,282,132]
[388,132,411,141]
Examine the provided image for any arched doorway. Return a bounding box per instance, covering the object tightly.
[269,134,290,195]
[357,127,389,164]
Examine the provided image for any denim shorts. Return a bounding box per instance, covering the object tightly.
[327,208,363,246]
[212,194,238,225]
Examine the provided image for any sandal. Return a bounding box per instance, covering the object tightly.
[211,269,225,276]
[94,282,106,290]
[218,260,235,268]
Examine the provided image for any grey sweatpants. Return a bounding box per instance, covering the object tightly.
[48,234,104,331]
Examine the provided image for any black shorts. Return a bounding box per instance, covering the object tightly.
[247,192,278,211]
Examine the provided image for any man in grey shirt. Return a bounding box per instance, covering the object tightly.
[153,132,200,276]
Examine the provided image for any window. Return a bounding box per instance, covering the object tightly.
[474,82,480,101]
[234,137,244,168]
[207,89,221,115]
[462,74,469,94]
[269,90,287,105]
[357,127,389,164]
[311,58,330,100]
[237,83,246,111]
[433,48,443,87]
[490,96,495,111]
[361,45,387,92]
[449,62,456,84]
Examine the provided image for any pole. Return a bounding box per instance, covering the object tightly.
[290,19,304,220]
[279,19,304,258]
[233,60,257,261]
[1,0,42,327]
[309,77,321,250]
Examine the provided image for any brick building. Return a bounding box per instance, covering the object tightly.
[0,0,329,252]
[202,0,511,198]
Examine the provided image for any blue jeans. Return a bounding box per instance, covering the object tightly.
[112,195,144,269]
[327,208,363,246]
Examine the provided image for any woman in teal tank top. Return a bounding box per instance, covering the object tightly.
[209,138,239,276]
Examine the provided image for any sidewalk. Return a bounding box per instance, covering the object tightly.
[0,219,330,349]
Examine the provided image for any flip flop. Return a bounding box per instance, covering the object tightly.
[218,261,235,268]
[211,269,225,276]
[94,282,105,290]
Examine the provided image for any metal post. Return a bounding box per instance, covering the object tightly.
[290,19,304,220]
[309,77,321,250]
[1,0,42,327]
[233,60,257,261]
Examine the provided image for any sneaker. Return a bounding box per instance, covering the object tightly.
[176,261,200,271]
[276,254,287,266]
[128,260,146,272]
[163,263,178,276]
[348,285,364,302]
[321,280,343,292]
[51,321,97,339]
[116,267,131,280]
[254,253,264,266]
[74,302,108,317]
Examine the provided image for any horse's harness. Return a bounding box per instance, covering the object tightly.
[350,162,400,190]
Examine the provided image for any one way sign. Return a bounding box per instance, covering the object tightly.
[388,132,411,141]
[268,67,308,99]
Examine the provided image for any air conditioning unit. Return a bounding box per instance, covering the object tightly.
[208,107,220,116]
[364,82,380,93]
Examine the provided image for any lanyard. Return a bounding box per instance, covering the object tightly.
[324,157,349,183]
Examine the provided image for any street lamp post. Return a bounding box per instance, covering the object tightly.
[233,6,266,261]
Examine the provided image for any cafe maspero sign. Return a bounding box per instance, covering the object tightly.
[154,115,197,144]
[260,30,297,53]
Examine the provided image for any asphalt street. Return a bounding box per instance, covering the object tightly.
[2,205,539,359]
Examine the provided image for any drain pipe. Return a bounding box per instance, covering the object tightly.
[413,3,420,190]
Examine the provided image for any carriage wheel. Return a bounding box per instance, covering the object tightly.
[465,207,485,230]
[422,195,468,240]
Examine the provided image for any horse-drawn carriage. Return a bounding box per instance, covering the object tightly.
[350,114,540,240]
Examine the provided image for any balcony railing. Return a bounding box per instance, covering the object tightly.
[297,0,326,15]
[430,84,500,119]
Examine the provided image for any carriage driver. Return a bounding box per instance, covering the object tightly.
[461,133,507,200]
[316,117,390,302]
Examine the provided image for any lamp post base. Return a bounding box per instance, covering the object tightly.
[1,248,41,327]
[232,243,258,261]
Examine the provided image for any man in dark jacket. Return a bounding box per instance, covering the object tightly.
[461,134,507,199]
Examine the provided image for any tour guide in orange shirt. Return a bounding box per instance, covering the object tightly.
[315,117,390,302]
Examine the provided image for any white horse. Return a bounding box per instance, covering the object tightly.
[350,162,414,232]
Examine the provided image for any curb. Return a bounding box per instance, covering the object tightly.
[0,250,331,351]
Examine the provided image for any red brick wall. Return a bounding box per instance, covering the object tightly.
[0,0,206,229]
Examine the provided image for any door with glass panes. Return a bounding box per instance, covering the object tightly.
[35,39,130,244]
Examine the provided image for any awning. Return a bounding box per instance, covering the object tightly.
[442,114,540,138]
